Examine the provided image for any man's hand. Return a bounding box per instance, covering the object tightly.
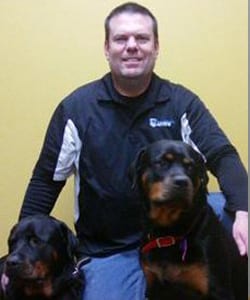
[233,210,248,256]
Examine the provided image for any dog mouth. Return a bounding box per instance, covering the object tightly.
[4,258,50,282]
[22,276,53,297]
[148,201,190,227]
[5,261,52,296]
[4,256,54,297]
[146,178,194,205]
[144,178,195,227]
[17,272,48,282]
[5,270,49,284]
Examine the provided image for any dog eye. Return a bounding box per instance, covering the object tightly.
[29,236,42,247]
[154,155,171,166]
[164,153,174,161]
[183,158,194,169]
[154,159,167,167]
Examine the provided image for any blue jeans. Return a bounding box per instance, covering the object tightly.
[80,193,231,300]
[207,192,233,233]
[81,248,146,300]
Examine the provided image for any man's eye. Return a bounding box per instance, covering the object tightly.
[137,36,149,43]
[114,36,127,43]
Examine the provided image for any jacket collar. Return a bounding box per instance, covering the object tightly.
[97,72,171,106]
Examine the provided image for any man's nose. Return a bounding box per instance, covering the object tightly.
[126,36,138,50]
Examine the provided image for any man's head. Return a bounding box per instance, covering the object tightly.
[104,2,158,43]
[104,2,159,84]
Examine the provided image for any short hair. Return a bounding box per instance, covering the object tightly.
[104,2,158,42]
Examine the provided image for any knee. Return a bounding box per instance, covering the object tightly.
[207,192,234,233]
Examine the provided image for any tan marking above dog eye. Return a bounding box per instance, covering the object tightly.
[183,158,192,165]
[164,153,174,161]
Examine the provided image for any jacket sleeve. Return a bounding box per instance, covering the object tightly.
[20,176,66,219]
[207,146,248,212]
[176,88,248,212]
[19,100,79,219]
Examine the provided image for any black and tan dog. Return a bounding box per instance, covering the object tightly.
[0,215,86,300]
[130,140,247,300]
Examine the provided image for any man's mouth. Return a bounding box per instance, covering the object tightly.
[123,57,142,62]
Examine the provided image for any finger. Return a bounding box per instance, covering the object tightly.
[243,235,248,255]
[234,233,247,256]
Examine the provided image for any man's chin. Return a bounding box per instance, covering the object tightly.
[120,70,144,79]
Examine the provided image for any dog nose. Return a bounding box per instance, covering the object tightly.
[6,254,22,267]
[173,176,189,187]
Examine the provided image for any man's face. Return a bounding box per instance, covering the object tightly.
[104,12,159,80]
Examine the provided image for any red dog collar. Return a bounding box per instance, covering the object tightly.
[141,235,183,254]
[141,235,188,261]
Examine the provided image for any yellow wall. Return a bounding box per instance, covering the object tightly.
[0,0,247,255]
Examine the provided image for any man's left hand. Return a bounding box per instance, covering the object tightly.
[233,210,248,256]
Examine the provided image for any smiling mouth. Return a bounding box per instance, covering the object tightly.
[123,57,142,62]
[122,59,142,69]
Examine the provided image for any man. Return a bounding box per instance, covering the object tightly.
[17,2,248,299]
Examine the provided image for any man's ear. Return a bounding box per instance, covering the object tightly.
[104,40,110,61]
[154,39,159,59]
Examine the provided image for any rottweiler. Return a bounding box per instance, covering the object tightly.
[130,140,247,300]
[0,215,86,300]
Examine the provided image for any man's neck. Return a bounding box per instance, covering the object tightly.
[112,74,153,98]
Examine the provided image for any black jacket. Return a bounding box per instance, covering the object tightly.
[20,73,248,256]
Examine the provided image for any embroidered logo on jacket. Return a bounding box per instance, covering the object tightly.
[149,118,174,128]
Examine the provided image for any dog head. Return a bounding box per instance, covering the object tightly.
[4,215,78,297]
[130,140,208,228]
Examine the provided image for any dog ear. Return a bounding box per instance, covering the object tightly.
[58,222,79,260]
[128,148,147,190]
[186,144,209,193]
[7,223,19,251]
[193,150,209,192]
[200,167,209,193]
